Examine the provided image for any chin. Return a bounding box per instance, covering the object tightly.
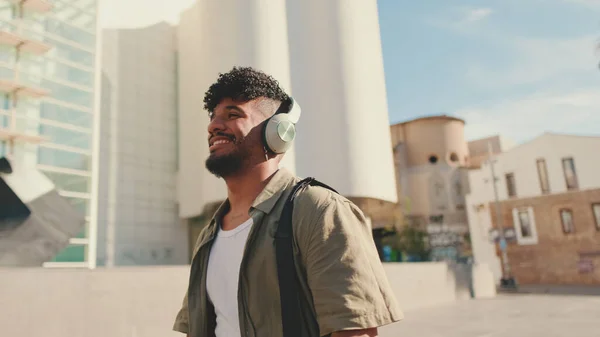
[205,153,244,178]
[207,150,230,162]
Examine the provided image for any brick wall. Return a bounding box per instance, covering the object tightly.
[490,188,600,285]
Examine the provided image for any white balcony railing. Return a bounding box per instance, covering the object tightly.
[0,19,52,55]
[8,0,54,14]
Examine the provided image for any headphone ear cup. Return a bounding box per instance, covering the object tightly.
[263,114,296,154]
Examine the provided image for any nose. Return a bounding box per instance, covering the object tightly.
[207,115,226,136]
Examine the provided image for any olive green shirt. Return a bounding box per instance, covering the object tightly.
[173,168,403,337]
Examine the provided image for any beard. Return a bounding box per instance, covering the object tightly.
[205,134,253,178]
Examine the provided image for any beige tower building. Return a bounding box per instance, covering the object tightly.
[390,115,472,261]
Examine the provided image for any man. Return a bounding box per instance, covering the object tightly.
[173,66,403,337]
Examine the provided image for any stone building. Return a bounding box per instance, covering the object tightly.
[390,115,473,261]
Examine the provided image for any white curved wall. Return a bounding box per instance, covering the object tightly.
[287,0,397,203]
[401,118,470,167]
[177,0,295,218]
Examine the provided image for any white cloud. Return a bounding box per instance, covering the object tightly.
[427,6,598,88]
[465,35,599,88]
[464,8,493,22]
[425,6,494,30]
[455,88,600,143]
[423,3,599,143]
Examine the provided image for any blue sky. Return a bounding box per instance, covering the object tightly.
[102,0,600,144]
[378,0,600,142]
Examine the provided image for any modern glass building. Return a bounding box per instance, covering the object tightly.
[0,0,100,267]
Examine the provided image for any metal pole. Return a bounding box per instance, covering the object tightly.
[487,142,516,288]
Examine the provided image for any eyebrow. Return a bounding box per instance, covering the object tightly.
[224,105,245,114]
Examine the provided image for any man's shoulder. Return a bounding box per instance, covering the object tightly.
[290,178,354,216]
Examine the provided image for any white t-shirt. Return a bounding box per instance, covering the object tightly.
[206,218,254,337]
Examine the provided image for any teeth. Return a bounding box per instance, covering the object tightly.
[213,140,231,146]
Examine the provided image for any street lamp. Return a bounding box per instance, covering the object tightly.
[487,142,518,290]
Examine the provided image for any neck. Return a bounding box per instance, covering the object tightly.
[224,160,279,216]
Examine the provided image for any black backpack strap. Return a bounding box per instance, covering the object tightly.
[275,177,338,337]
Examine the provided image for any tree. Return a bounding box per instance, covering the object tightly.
[381,225,431,262]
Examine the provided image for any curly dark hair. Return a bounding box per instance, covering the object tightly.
[203,66,289,113]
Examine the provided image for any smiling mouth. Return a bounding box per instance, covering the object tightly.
[209,137,235,152]
[212,139,231,146]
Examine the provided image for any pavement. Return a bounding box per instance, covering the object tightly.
[512,284,600,296]
[380,293,600,337]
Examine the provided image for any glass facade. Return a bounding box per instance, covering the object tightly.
[0,0,98,266]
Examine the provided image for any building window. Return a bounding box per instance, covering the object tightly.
[592,204,600,231]
[449,152,459,163]
[517,209,532,237]
[536,159,550,194]
[562,157,578,190]
[512,207,538,245]
[559,209,574,234]
[505,173,517,198]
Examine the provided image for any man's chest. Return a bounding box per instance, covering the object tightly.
[190,207,318,337]
[206,219,254,336]
[206,221,252,307]
[204,215,295,332]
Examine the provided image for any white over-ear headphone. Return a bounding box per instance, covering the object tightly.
[262,97,301,154]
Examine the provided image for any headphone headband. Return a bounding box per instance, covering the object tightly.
[262,96,301,154]
[275,97,301,124]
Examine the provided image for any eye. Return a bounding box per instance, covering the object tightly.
[228,113,239,119]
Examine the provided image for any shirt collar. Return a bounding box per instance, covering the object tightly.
[204,200,230,239]
[250,168,296,214]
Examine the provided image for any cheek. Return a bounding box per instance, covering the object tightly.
[242,131,263,148]
[239,121,264,142]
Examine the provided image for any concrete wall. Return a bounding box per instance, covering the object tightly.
[98,23,186,266]
[0,262,488,337]
[399,164,470,217]
[383,262,473,312]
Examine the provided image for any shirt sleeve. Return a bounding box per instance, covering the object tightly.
[298,196,404,336]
